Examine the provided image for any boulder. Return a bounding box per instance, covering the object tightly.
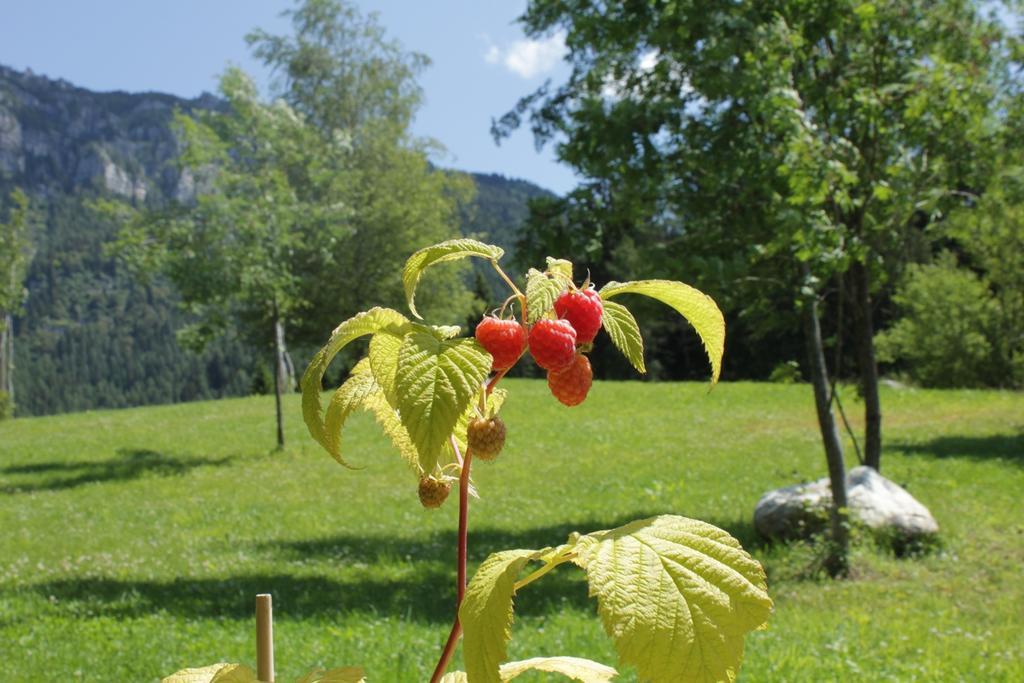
[754,466,939,541]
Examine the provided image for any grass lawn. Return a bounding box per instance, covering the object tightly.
[1,380,1022,681]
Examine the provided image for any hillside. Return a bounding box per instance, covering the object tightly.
[0,65,553,416]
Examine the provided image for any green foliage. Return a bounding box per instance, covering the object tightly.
[501,0,1018,386]
[599,300,644,374]
[295,239,737,680]
[461,516,771,683]
[460,549,547,682]
[161,663,366,683]
[573,516,771,683]
[600,280,726,384]
[524,268,563,323]
[443,657,618,682]
[876,254,1004,388]
[0,188,32,318]
[403,239,504,319]
[393,331,491,471]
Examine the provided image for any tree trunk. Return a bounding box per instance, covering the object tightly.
[273,312,287,449]
[851,262,882,471]
[0,312,13,410]
[803,294,850,578]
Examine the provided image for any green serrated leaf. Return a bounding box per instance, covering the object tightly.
[601,300,645,374]
[460,549,546,683]
[546,257,574,281]
[500,657,618,682]
[322,359,379,468]
[363,390,420,473]
[526,268,564,323]
[573,515,772,683]
[301,307,410,454]
[161,663,258,683]
[294,666,366,683]
[403,239,504,319]
[368,330,405,406]
[600,280,725,384]
[394,332,491,472]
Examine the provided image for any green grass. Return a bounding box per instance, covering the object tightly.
[1,380,1022,682]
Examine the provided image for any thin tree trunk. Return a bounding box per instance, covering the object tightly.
[803,293,850,578]
[0,312,12,409]
[852,262,882,471]
[272,309,286,449]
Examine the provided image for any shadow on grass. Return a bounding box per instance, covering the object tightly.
[892,432,1023,465]
[256,514,766,564]
[0,448,236,494]
[25,514,761,624]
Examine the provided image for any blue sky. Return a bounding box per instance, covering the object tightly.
[0,0,579,194]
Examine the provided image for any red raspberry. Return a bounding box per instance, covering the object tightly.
[554,288,604,344]
[528,319,577,370]
[475,317,527,371]
[418,476,451,509]
[467,416,506,461]
[547,354,593,406]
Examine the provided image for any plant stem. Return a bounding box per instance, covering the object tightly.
[429,441,473,683]
[491,259,523,298]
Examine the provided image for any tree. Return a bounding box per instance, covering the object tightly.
[117,68,334,447]
[119,2,476,446]
[0,189,32,418]
[246,0,477,344]
[498,0,1016,574]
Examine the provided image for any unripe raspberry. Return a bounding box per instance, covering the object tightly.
[554,288,604,344]
[547,353,593,406]
[529,319,577,370]
[475,317,527,371]
[418,476,451,509]
[467,416,506,461]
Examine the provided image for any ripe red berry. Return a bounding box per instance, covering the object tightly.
[418,476,452,509]
[554,288,604,344]
[475,317,527,371]
[528,319,577,370]
[547,353,593,406]
[467,416,506,461]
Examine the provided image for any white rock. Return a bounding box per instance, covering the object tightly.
[754,466,938,540]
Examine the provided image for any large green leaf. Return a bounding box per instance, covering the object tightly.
[600,280,725,384]
[322,359,379,468]
[368,329,405,406]
[572,516,772,683]
[546,257,574,281]
[301,307,409,453]
[394,332,491,472]
[499,657,618,681]
[162,664,258,683]
[600,300,645,373]
[403,239,504,318]
[525,268,564,323]
[363,389,420,472]
[294,667,366,683]
[442,657,617,682]
[460,549,546,683]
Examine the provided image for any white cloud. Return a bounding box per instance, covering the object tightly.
[483,31,566,79]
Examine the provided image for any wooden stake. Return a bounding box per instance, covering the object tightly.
[256,593,274,682]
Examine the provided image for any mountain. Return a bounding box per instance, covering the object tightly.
[0,65,553,416]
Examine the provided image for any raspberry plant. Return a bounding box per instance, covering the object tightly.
[163,239,771,683]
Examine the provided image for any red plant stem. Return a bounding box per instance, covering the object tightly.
[429,443,473,683]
